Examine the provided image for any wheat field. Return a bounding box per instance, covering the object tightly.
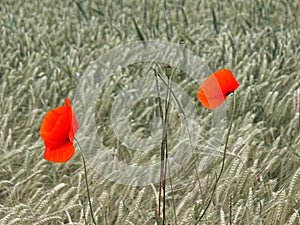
[0,0,300,224]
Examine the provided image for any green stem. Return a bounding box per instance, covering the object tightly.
[164,72,178,225]
[162,77,171,224]
[74,137,97,225]
[197,93,236,222]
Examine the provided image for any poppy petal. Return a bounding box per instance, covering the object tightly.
[197,69,239,109]
[213,69,240,96]
[197,74,225,109]
[40,107,70,148]
[40,99,78,163]
[65,99,78,141]
[44,141,75,163]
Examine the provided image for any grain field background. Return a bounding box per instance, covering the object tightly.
[0,0,300,224]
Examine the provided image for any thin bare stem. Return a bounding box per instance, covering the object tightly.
[168,159,178,225]
[197,93,236,222]
[162,78,170,224]
[154,69,203,205]
[74,137,97,225]
[155,71,166,220]
[164,73,178,225]
[155,68,202,224]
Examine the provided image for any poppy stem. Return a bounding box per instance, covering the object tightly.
[164,73,178,225]
[154,67,178,225]
[154,69,165,221]
[154,68,197,225]
[74,137,97,225]
[196,93,236,222]
[163,71,174,225]
[162,74,170,225]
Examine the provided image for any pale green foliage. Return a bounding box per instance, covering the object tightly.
[1,0,300,224]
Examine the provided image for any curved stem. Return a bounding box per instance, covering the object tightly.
[74,137,97,225]
[197,92,236,222]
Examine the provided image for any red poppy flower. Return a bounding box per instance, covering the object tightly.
[197,69,240,109]
[40,99,78,163]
